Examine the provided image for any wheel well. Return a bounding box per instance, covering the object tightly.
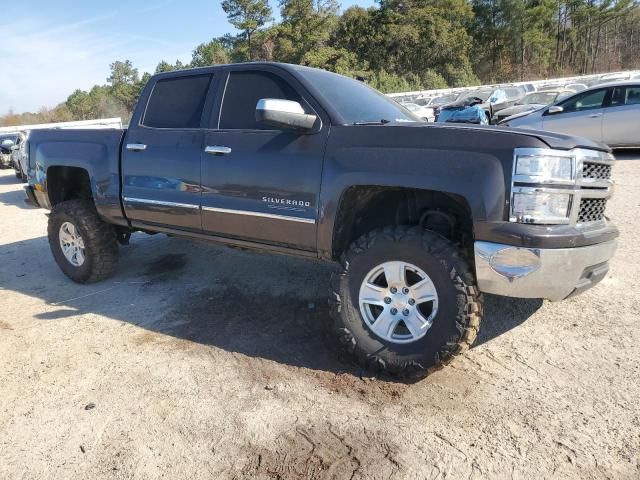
[47,166,93,207]
[332,186,474,260]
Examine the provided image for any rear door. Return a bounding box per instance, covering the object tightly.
[122,73,215,231]
[200,67,328,251]
[602,85,640,147]
[541,88,608,142]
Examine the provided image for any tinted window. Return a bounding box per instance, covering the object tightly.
[294,67,417,124]
[560,89,607,112]
[143,74,212,128]
[220,71,303,130]
[610,86,640,106]
[626,86,640,105]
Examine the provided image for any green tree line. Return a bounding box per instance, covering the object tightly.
[2,0,639,127]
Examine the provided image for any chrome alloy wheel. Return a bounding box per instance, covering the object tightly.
[59,221,86,267]
[359,261,438,344]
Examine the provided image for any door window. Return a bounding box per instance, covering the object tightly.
[219,71,304,130]
[559,89,607,113]
[142,74,212,128]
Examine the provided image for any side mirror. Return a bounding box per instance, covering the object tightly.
[547,105,564,115]
[255,99,317,131]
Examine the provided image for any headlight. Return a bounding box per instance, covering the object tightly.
[514,150,574,183]
[510,187,571,224]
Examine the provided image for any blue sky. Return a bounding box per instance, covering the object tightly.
[1,0,376,114]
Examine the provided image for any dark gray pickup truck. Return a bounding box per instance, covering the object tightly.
[24,63,618,377]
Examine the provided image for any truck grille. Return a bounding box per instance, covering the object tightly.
[578,198,607,223]
[582,162,612,181]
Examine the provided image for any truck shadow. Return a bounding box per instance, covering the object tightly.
[1,232,541,381]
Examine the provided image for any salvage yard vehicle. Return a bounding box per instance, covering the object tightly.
[436,96,489,124]
[492,89,575,124]
[503,81,640,148]
[23,63,618,378]
[11,131,27,180]
[0,134,21,169]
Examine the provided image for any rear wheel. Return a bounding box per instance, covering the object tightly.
[48,200,119,283]
[328,226,482,378]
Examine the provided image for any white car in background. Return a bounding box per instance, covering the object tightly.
[564,83,587,92]
[401,102,436,122]
[503,81,640,148]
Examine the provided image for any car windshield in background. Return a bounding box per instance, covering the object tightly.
[0,135,18,145]
[295,67,418,124]
[430,94,459,106]
[462,90,493,102]
[523,92,559,104]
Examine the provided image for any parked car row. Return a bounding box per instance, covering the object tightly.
[0,132,26,177]
[393,70,640,126]
[502,80,640,148]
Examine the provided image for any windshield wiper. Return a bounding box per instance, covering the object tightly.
[352,119,391,125]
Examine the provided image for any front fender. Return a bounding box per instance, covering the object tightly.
[316,124,547,259]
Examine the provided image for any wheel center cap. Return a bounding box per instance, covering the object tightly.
[391,292,408,310]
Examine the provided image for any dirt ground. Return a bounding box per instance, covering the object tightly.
[1,153,639,479]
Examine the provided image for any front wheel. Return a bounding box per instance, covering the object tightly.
[48,200,119,283]
[328,226,482,378]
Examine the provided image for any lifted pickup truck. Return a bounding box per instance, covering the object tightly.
[24,63,618,378]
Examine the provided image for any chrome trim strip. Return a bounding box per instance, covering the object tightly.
[126,143,147,151]
[204,145,232,155]
[124,197,199,209]
[202,205,316,224]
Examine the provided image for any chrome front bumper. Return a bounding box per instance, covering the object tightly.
[474,240,617,301]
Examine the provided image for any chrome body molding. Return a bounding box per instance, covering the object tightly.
[201,206,316,224]
[123,197,199,210]
[124,197,316,224]
[126,143,147,151]
[474,240,617,301]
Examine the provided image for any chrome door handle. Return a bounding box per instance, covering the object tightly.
[589,113,602,118]
[205,145,232,155]
[126,143,147,151]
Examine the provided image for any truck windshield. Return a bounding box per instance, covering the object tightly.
[294,67,418,125]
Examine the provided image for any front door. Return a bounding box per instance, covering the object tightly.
[542,87,608,142]
[200,68,328,251]
[122,73,214,231]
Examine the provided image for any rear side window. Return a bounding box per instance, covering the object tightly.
[219,71,303,130]
[624,86,640,105]
[143,75,212,128]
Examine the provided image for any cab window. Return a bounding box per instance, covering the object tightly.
[219,71,304,130]
[143,74,212,129]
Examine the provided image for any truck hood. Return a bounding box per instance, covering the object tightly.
[386,121,610,152]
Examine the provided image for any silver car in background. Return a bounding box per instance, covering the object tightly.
[503,81,640,148]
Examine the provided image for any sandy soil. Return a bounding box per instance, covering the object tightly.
[0,154,639,479]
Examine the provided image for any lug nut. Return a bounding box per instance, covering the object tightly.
[402,287,410,294]
[384,297,392,304]
[403,309,410,316]
[408,298,415,305]
[390,308,398,315]
[390,287,397,294]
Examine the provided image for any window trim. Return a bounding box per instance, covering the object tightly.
[214,67,323,134]
[139,73,215,130]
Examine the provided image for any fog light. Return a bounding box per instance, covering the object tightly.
[489,247,541,281]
